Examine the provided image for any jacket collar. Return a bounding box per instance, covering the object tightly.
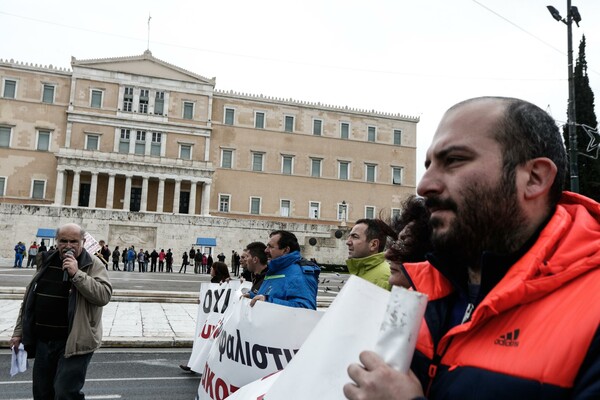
[267,250,301,273]
[346,252,386,275]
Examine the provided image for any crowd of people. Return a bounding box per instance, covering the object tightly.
[9,96,600,399]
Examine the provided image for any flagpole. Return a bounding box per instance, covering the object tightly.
[147,13,151,51]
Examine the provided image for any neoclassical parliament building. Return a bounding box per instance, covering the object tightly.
[0,51,418,263]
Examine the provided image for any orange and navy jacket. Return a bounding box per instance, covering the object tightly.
[404,192,600,399]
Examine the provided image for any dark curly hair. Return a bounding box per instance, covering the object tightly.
[386,195,432,263]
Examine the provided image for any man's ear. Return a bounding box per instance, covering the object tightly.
[520,157,557,200]
[369,238,380,252]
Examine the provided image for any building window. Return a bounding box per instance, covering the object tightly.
[250,197,261,215]
[0,177,5,196]
[221,149,233,168]
[151,132,162,156]
[392,167,403,185]
[391,208,401,219]
[365,206,375,219]
[338,161,349,180]
[311,158,322,178]
[42,84,55,104]
[2,79,16,98]
[337,203,348,221]
[224,108,235,125]
[139,89,149,113]
[368,126,376,142]
[180,144,192,160]
[366,164,376,182]
[340,122,350,139]
[119,129,130,153]
[154,91,165,115]
[37,130,51,151]
[123,87,133,112]
[284,116,294,133]
[32,180,46,199]
[280,199,291,217]
[86,134,99,151]
[393,129,402,146]
[313,119,323,136]
[219,194,230,213]
[183,101,194,119]
[282,155,294,175]
[135,131,146,155]
[91,89,103,108]
[255,112,265,129]
[309,202,320,219]
[252,152,264,172]
[0,126,11,148]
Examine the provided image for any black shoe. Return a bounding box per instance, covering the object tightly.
[179,364,192,372]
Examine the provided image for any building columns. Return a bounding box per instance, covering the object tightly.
[173,179,181,214]
[54,169,65,206]
[201,182,211,216]
[70,170,81,206]
[189,181,197,215]
[106,173,115,209]
[89,172,98,208]
[140,176,149,212]
[124,175,132,211]
[157,178,165,213]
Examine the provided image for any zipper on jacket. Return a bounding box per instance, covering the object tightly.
[461,303,475,324]
[425,336,455,397]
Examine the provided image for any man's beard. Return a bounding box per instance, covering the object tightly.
[426,172,526,265]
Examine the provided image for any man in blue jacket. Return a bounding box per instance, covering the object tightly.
[247,230,320,309]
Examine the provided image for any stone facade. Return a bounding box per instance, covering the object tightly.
[0,51,418,264]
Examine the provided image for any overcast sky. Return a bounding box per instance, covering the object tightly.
[2,0,599,183]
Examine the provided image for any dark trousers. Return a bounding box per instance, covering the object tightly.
[33,339,93,400]
[151,260,157,272]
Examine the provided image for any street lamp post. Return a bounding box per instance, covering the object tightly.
[547,1,582,193]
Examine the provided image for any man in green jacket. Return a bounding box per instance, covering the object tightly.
[10,223,112,400]
[345,219,395,290]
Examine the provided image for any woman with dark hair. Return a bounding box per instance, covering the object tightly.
[385,195,432,288]
[210,261,231,283]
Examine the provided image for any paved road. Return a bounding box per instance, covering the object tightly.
[0,348,201,400]
[0,265,349,298]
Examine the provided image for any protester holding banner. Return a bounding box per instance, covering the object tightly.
[246,230,320,309]
[344,97,600,399]
[345,219,395,290]
[10,223,112,399]
[243,242,268,294]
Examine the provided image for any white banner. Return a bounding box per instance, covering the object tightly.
[196,298,323,400]
[187,281,250,373]
[263,275,427,400]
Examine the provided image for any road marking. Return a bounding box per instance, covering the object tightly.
[1,376,200,387]
[9,396,121,400]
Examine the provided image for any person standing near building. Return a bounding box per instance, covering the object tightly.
[194,250,202,274]
[246,230,320,309]
[150,249,159,272]
[345,219,395,290]
[10,222,112,400]
[27,241,39,268]
[121,248,127,271]
[344,97,600,399]
[207,253,214,275]
[127,246,136,272]
[137,249,145,273]
[217,252,226,263]
[158,249,166,273]
[165,249,173,273]
[179,251,189,274]
[14,241,26,268]
[111,246,121,271]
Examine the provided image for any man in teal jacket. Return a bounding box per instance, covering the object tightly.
[247,230,320,309]
[345,219,395,290]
